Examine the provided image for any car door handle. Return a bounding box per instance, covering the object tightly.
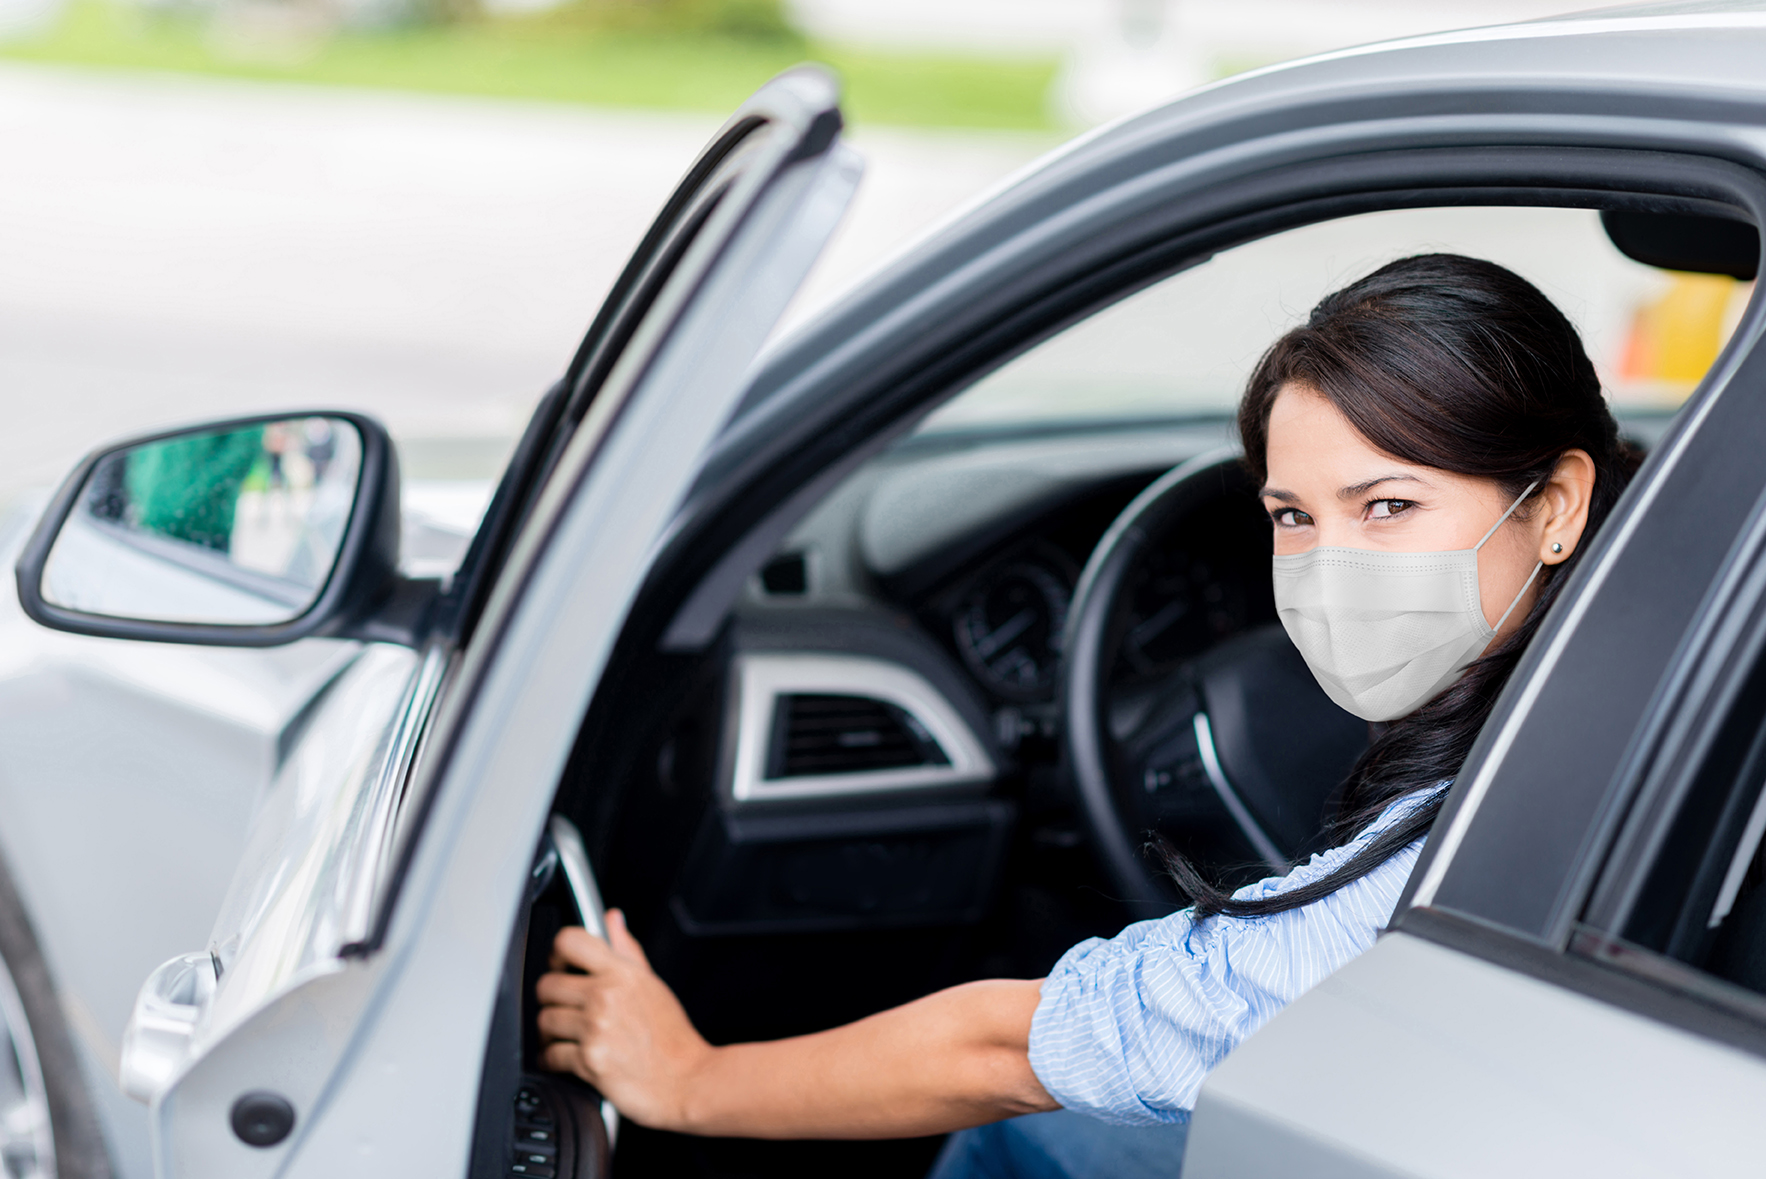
[546,815,617,1147]
[119,951,218,1103]
[548,815,607,941]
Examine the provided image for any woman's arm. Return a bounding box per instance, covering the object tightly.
[535,912,1059,1139]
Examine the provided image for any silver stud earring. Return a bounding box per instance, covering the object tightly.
[1551,542,1563,554]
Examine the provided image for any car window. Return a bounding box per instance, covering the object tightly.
[1598,616,1766,1003]
[1708,818,1766,995]
[748,199,1761,919]
[770,201,1749,721]
[919,205,1752,439]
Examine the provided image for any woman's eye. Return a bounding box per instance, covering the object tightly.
[1271,508,1313,528]
[1367,499,1414,519]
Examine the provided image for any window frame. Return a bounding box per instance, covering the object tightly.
[669,149,1766,653]
[1541,480,1766,1031]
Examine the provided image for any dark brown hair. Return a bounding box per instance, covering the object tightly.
[1163,252,1642,919]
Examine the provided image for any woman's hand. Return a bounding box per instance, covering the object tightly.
[536,910,711,1131]
[537,911,1056,1139]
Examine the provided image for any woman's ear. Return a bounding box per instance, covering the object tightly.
[1540,448,1597,564]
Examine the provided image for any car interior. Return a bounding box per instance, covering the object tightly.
[479,199,1757,1179]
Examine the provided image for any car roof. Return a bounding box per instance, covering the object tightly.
[986,1,1766,241]
[751,0,1766,387]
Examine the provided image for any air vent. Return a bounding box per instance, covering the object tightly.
[766,694,951,779]
[730,654,994,801]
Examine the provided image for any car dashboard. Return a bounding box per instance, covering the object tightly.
[584,418,1256,983]
[752,419,1255,726]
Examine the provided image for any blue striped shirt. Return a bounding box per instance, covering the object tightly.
[1027,789,1438,1125]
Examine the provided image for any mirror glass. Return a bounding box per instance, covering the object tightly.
[41,417,364,625]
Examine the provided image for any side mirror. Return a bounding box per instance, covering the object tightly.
[15,412,425,646]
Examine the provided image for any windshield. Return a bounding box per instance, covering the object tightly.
[918,205,1753,435]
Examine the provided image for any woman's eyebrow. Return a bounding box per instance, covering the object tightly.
[1258,486,1299,502]
[1338,473,1424,500]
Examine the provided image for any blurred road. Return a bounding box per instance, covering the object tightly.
[0,62,1054,503]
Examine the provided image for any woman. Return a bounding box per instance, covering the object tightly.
[533,254,1640,1176]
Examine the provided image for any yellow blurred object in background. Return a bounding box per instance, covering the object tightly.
[1619,272,1746,391]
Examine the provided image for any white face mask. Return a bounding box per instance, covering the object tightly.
[1271,480,1543,723]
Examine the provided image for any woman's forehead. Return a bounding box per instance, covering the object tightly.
[1263,385,1469,498]
[1266,385,1404,467]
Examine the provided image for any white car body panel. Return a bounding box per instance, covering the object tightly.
[1188,932,1766,1177]
[0,481,484,1179]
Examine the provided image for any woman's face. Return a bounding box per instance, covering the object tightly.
[1259,382,1593,640]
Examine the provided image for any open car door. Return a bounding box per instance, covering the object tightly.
[129,67,860,1179]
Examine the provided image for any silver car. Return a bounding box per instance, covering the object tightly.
[5,4,1766,1176]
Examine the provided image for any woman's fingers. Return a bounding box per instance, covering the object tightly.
[534,970,580,1009]
[551,912,652,975]
[549,914,655,983]
[532,917,712,1131]
[541,1040,587,1081]
[553,925,620,972]
[535,998,589,1044]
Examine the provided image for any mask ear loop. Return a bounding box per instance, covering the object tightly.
[1489,560,1544,634]
[1473,477,1543,552]
[1477,477,1545,636]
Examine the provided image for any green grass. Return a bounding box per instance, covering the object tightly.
[0,3,1061,129]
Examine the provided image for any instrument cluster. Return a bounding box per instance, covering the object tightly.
[952,548,1074,701]
[940,489,1275,706]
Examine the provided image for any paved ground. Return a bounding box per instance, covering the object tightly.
[0,62,1056,503]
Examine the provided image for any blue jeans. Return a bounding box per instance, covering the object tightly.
[926,1109,1190,1179]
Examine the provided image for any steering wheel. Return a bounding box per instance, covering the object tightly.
[1062,450,1368,917]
